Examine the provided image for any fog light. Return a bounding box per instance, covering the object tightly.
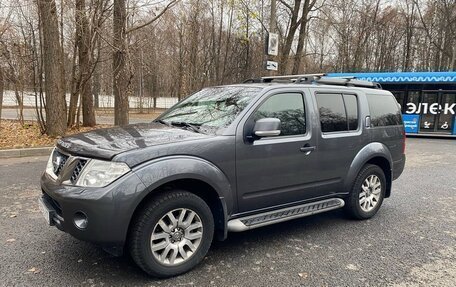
[74,211,88,229]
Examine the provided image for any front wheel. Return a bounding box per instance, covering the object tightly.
[345,164,386,219]
[129,190,214,278]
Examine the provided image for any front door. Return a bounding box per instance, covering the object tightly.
[235,91,318,213]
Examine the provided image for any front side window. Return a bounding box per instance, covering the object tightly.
[316,93,359,133]
[158,87,261,132]
[253,93,306,136]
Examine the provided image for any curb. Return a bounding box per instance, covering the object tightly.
[0,146,53,159]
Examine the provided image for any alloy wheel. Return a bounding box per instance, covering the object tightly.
[150,208,203,266]
[359,175,382,212]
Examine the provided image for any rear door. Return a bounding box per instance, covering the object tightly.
[310,88,368,193]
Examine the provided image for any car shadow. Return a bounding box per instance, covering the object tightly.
[50,209,357,284]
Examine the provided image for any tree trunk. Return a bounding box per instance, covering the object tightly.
[68,39,80,127]
[0,67,3,125]
[37,0,67,137]
[113,0,129,126]
[292,0,313,74]
[279,0,302,74]
[92,34,102,109]
[76,0,96,126]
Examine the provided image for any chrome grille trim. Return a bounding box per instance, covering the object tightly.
[50,148,91,186]
[70,159,88,184]
[52,150,69,176]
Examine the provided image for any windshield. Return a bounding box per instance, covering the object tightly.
[157,86,261,132]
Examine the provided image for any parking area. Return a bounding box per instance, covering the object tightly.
[0,138,455,286]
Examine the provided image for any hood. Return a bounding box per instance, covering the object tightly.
[56,122,211,159]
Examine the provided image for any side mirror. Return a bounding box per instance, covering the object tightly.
[253,118,281,137]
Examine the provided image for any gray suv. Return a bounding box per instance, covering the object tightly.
[39,74,406,277]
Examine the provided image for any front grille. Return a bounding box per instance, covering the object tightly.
[70,159,88,184]
[52,150,69,176]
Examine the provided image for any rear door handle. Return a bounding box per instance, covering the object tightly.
[300,146,316,155]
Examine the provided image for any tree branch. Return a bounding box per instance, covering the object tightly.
[126,0,180,34]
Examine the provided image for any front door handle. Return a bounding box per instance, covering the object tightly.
[300,145,316,155]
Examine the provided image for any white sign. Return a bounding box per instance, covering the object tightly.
[406,102,456,115]
[267,33,279,56]
[266,61,278,71]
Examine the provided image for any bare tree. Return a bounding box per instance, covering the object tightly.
[112,0,129,125]
[76,0,96,126]
[112,0,179,125]
[292,0,317,74]
[278,0,302,74]
[37,0,67,136]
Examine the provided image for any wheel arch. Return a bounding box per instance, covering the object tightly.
[126,156,232,244]
[128,178,228,243]
[345,142,393,198]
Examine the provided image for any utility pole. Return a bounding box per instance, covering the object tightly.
[270,0,276,33]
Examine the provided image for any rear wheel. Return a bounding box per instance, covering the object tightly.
[345,164,386,219]
[129,190,214,278]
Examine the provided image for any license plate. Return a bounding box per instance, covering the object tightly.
[38,197,54,225]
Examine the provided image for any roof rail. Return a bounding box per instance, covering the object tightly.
[243,74,326,84]
[243,73,381,89]
[261,73,326,83]
[317,77,382,89]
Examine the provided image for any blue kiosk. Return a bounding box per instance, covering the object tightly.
[328,72,456,137]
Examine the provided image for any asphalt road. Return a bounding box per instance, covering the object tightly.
[0,138,455,286]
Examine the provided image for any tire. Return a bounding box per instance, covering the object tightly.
[129,190,214,278]
[345,164,386,220]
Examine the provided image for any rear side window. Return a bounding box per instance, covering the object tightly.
[367,94,402,127]
[253,93,306,136]
[344,94,359,130]
[316,93,359,133]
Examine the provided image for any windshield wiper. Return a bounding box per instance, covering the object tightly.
[170,121,203,134]
[154,119,171,126]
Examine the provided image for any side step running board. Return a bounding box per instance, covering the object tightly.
[227,198,345,232]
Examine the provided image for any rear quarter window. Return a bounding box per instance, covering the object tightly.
[367,94,402,127]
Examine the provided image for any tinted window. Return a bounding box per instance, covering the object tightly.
[316,94,347,132]
[391,91,405,113]
[344,94,359,130]
[367,94,402,127]
[254,93,305,136]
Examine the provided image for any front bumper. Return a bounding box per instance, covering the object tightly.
[40,170,147,246]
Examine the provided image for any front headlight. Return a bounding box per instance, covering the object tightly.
[76,159,130,187]
[45,148,57,179]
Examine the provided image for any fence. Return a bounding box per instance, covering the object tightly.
[1,90,179,110]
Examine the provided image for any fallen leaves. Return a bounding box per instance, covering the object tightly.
[27,267,41,274]
[346,263,360,271]
[0,120,111,150]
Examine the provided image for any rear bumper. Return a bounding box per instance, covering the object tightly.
[393,154,406,180]
[40,170,147,247]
